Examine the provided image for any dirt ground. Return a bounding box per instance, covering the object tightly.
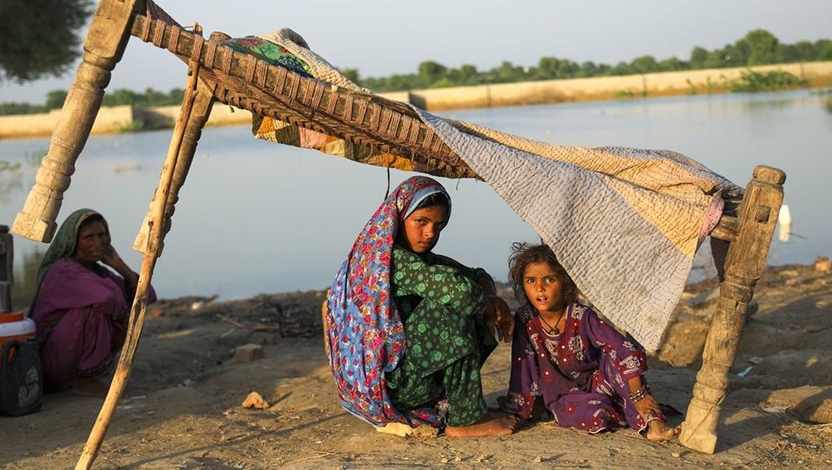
[1,261,831,470]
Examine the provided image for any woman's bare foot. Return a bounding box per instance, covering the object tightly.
[69,377,110,398]
[645,419,681,442]
[444,411,519,437]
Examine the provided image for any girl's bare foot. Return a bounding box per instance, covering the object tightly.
[645,419,681,442]
[444,411,519,437]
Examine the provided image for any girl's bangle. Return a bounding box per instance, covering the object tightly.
[629,387,649,403]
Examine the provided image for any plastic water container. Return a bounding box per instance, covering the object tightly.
[0,312,36,368]
[0,280,36,359]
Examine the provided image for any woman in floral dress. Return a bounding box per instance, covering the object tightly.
[324,176,517,437]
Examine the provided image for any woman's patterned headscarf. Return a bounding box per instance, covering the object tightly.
[324,176,450,426]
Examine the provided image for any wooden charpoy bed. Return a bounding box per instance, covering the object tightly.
[10,1,785,468]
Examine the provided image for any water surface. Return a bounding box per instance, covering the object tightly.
[1,90,828,305]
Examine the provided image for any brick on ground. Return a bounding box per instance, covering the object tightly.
[235,344,266,363]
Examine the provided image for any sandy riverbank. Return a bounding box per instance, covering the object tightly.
[0,259,830,469]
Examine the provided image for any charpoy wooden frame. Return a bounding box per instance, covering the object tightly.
[10,1,785,468]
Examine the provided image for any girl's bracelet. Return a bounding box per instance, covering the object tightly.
[629,387,649,403]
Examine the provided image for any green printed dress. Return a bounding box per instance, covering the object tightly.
[385,247,497,427]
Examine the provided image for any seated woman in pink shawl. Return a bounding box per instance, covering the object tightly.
[30,209,157,396]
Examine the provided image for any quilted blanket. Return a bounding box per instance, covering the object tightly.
[250,29,741,350]
[415,113,738,349]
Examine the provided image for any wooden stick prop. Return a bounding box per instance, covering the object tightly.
[679,165,785,454]
[133,52,220,256]
[75,25,205,470]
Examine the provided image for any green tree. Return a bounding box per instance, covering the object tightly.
[167,88,185,104]
[339,68,360,86]
[630,55,659,74]
[0,102,46,116]
[387,74,419,91]
[417,60,447,87]
[743,29,779,65]
[721,44,746,68]
[658,57,687,72]
[776,44,800,63]
[537,57,564,79]
[0,0,94,82]
[595,63,612,76]
[45,89,68,110]
[577,61,598,78]
[816,40,832,60]
[794,41,815,61]
[609,61,634,76]
[458,64,479,85]
[492,61,526,82]
[702,49,726,69]
[144,88,169,107]
[103,88,143,107]
[689,46,709,69]
[360,76,385,91]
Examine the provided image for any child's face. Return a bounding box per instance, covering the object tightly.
[522,261,567,315]
[398,205,448,254]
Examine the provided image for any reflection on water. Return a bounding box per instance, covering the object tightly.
[1,89,829,304]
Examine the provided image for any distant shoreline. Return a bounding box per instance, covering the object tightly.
[1,61,831,141]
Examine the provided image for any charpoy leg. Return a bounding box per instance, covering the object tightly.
[12,0,141,243]
[680,166,785,454]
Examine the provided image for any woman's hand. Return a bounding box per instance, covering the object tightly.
[101,244,140,292]
[100,243,121,268]
[484,295,514,342]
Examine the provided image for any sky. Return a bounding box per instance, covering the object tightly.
[1,0,830,104]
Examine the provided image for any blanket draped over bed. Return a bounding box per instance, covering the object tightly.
[247,29,741,350]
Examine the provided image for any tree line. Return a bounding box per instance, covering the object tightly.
[0,88,186,116]
[351,29,831,92]
[1,28,830,116]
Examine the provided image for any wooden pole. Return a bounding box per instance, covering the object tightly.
[133,73,218,255]
[679,165,786,454]
[74,28,204,469]
[11,0,140,243]
[132,32,227,256]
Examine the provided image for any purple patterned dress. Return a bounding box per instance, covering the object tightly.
[503,302,667,434]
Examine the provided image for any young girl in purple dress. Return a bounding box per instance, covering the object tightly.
[501,242,679,441]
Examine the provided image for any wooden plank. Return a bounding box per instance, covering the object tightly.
[127,13,479,179]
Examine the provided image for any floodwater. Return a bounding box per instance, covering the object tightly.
[1,89,830,306]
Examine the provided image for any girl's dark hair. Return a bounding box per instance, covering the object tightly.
[507,242,578,305]
[414,192,449,211]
